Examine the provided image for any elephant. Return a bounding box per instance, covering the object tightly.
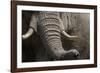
[22,11,90,61]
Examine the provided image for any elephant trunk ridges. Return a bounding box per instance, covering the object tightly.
[38,12,67,59]
[38,12,80,60]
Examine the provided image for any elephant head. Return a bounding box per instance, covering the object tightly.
[22,11,80,60]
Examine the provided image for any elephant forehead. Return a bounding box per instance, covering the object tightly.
[39,11,60,19]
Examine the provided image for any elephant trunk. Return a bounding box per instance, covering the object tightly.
[38,12,79,59]
[38,12,66,59]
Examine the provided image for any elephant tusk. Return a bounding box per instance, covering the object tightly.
[59,17,77,38]
[22,28,34,40]
[62,31,77,38]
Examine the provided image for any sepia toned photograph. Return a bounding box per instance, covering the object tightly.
[22,11,90,62]
[11,1,97,72]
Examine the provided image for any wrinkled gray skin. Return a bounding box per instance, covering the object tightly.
[22,11,89,60]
